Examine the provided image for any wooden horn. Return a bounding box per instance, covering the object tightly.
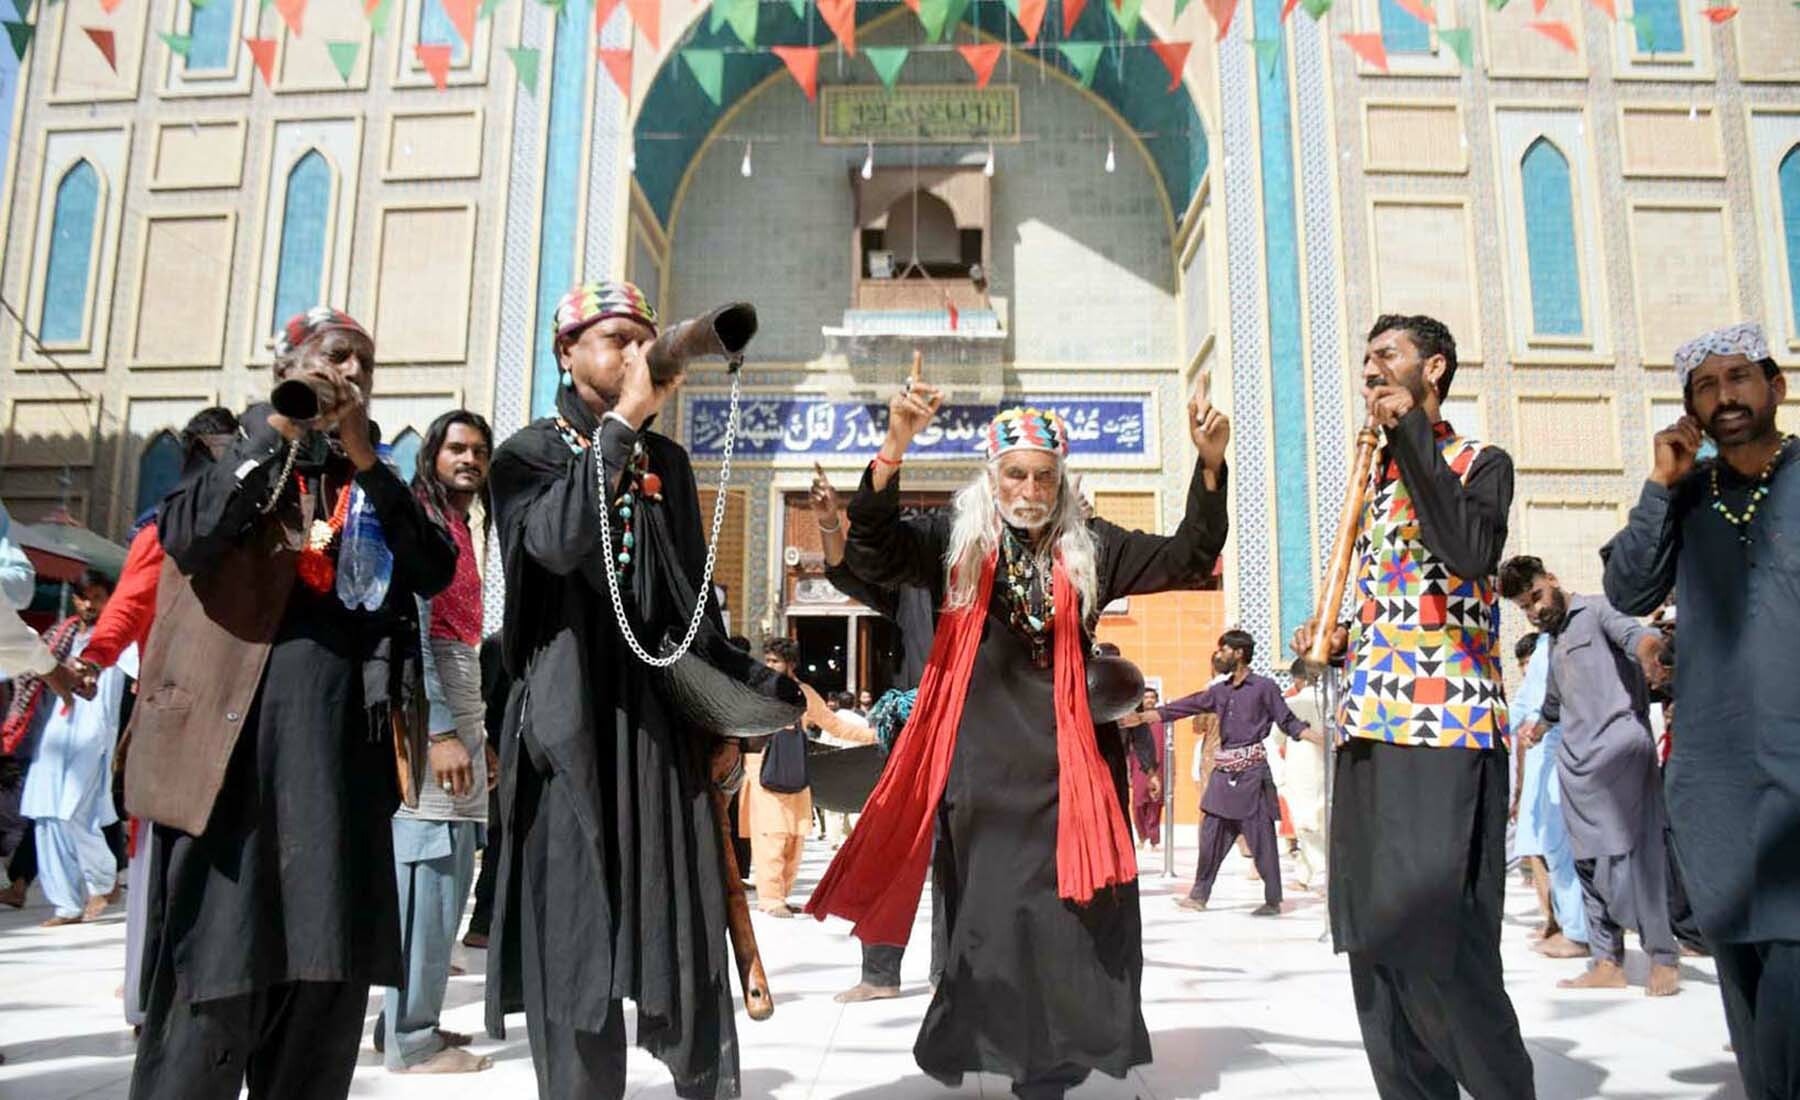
[1304,416,1383,672]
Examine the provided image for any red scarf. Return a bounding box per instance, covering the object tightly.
[804,549,1137,945]
[2,615,82,755]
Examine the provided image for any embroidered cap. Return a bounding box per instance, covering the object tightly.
[982,406,1070,461]
[273,306,370,359]
[1675,321,1773,387]
[553,280,659,344]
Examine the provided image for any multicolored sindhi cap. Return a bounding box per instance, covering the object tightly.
[982,406,1070,461]
[273,306,369,359]
[553,280,659,343]
[1675,321,1772,387]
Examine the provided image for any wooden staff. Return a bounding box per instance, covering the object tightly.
[710,784,774,1020]
[1304,415,1383,672]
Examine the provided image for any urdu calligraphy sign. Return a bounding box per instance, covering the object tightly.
[684,395,1153,463]
[820,85,1020,144]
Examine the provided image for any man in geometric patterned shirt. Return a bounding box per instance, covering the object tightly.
[1294,314,1534,1099]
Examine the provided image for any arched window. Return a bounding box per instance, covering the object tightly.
[135,431,185,520]
[388,428,424,486]
[1520,138,1583,338]
[1632,0,1683,53]
[418,0,468,65]
[271,151,332,334]
[1379,0,1432,54]
[1780,146,1800,332]
[40,160,100,344]
[186,0,235,70]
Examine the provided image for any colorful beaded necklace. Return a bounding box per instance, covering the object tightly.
[1709,435,1795,545]
[999,527,1054,668]
[556,417,662,577]
[295,474,353,593]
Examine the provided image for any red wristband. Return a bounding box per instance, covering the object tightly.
[872,453,902,468]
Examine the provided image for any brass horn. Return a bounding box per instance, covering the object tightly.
[646,302,758,383]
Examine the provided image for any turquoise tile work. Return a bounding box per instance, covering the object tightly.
[186,0,235,70]
[134,432,184,521]
[1252,0,1314,646]
[530,0,591,418]
[420,0,470,66]
[1379,0,1432,54]
[1521,137,1582,338]
[39,160,100,344]
[272,151,332,336]
[1781,146,1800,332]
[1632,0,1683,53]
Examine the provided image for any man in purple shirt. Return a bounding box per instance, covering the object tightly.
[1122,630,1321,916]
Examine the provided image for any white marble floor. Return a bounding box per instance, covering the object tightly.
[0,840,1746,1099]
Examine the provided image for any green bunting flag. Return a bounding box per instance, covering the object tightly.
[1107,0,1143,37]
[1484,0,1508,10]
[158,30,192,54]
[367,0,394,34]
[1300,0,1331,18]
[917,0,971,40]
[787,0,804,16]
[189,0,213,9]
[681,47,724,104]
[506,44,540,91]
[1174,0,1191,18]
[326,39,358,80]
[2,19,31,60]
[865,45,908,89]
[1250,36,1279,76]
[1057,40,1102,86]
[1437,25,1472,66]
[478,0,502,18]
[1625,11,1657,49]
[710,0,756,46]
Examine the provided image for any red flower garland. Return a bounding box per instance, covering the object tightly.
[295,474,354,594]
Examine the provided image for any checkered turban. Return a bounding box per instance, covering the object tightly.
[273,306,369,360]
[553,280,659,344]
[1675,321,1772,387]
[982,406,1069,461]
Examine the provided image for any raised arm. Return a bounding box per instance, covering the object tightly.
[844,467,950,592]
[158,409,294,576]
[1601,480,1688,617]
[1096,456,1229,603]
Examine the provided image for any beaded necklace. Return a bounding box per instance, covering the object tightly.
[999,527,1054,668]
[556,417,663,577]
[1709,435,1795,545]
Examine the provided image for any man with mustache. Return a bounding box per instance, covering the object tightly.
[1603,322,1800,1096]
[1498,556,1679,996]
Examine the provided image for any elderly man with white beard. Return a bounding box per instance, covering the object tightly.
[806,384,1231,1100]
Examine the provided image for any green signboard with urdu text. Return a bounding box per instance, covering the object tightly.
[820,85,1020,144]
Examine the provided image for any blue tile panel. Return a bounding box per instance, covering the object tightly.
[40,160,100,343]
[530,0,591,418]
[1380,0,1432,54]
[1781,146,1800,333]
[187,0,235,69]
[420,0,470,66]
[1632,0,1683,53]
[272,150,332,335]
[135,432,184,519]
[1521,137,1583,338]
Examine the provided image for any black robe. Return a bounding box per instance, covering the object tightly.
[484,408,790,1097]
[843,457,1228,1084]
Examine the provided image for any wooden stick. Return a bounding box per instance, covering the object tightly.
[1305,416,1382,672]
[710,785,774,1021]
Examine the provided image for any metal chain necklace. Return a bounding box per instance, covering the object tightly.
[257,439,303,514]
[590,367,745,669]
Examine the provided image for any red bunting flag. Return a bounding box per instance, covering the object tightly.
[1391,0,1434,23]
[956,42,1003,87]
[83,27,117,70]
[244,36,277,85]
[274,0,306,35]
[1014,0,1047,41]
[1150,39,1190,89]
[1203,0,1236,39]
[97,0,123,13]
[818,0,855,53]
[1281,0,1299,19]
[1700,5,1736,21]
[771,44,819,99]
[1531,0,1545,13]
[1586,0,1614,18]
[945,299,959,331]
[440,0,477,45]
[1340,31,1389,70]
[625,0,660,48]
[1526,19,1576,49]
[594,0,621,29]
[415,42,452,87]
[597,46,632,96]
[1061,0,1087,34]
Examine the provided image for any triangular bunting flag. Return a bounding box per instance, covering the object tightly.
[440,0,477,44]
[1485,0,1508,9]
[1057,40,1102,85]
[98,0,122,13]
[1340,31,1388,71]
[594,0,620,28]
[624,0,659,48]
[415,42,452,87]
[1530,0,1543,12]
[817,0,854,53]
[1281,0,1299,19]
[1700,5,1736,21]
[273,0,305,35]
[367,0,394,33]
[942,0,972,36]
[771,44,819,100]
[865,45,908,90]
[506,45,540,91]
[1525,19,1576,50]
[957,42,1003,87]
[244,36,277,84]
[191,0,215,8]
[1586,0,1613,17]
[479,0,502,19]
[1301,0,1331,17]
[83,26,116,71]
[1107,0,1142,36]
[1203,0,1236,39]
[681,47,723,104]
[1014,0,1046,40]
[158,30,192,55]
[917,0,953,39]
[1250,36,1279,76]
[709,0,755,46]
[597,46,631,96]
[3,20,33,61]
[1061,0,1087,35]
[787,0,805,17]
[1391,0,1434,23]
[1149,39,1189,90]
[1437,25,1472,66]
[1625,12,1658,48]
[326,38,358,80]
[537,0,567,11]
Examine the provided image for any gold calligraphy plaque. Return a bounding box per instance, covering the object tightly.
[819,85,1021,144]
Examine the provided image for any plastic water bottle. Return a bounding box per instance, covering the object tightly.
[335,444,396,611]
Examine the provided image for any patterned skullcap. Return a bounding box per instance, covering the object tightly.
[553,280,659,344]
[1675,321,1772,386]
[982,406,1069,461]
[273,306,369,359]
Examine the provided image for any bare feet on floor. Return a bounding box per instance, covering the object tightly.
[759,904,795,919]
[41,914,82,927]
[81,894,109,922]
[395,1047,493,1073]
[1534,933,1590,959]
[1647,963,1681,997]
[1559,960,1628,989]
[834,982,902,1004]
[1174,898,1207,912]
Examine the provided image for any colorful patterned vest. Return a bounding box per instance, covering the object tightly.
[1341,425,1510,750]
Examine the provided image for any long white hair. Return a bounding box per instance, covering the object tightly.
[944,459,1099,616]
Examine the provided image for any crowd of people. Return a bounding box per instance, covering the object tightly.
[0,290,1794,1100]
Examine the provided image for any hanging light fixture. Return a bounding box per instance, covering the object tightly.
[861,140,874,180]
[741,141,754,178]
[1104,136,1116,174]
[983,141,995,177]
